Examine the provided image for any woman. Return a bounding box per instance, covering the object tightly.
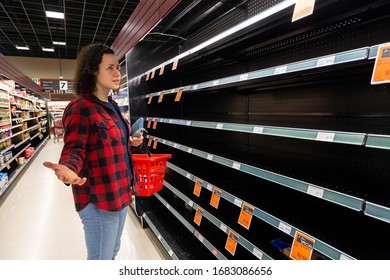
[43,43,143,260]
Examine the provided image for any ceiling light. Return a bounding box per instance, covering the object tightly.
[42,47,55,52]
[45,11,64,19]
[53,41,66,45]
[16,45,30,50]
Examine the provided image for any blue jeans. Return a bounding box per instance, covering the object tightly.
[78,203,128,260]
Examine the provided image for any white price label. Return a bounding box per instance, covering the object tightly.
[186,173,191,179]
[162,140,166,144]
[158,234,162,240]
[186,121,192,126]
[232,162,241,170]
[160,119,164,123]
[216,123,224,129]
[207,154,213,160]
[317,55,336,67]
[193,84,198,90]
[253,247,263,259]
[234,198,242,207]
[169,119,173,123]
[173,143,178,149]
[316,132,335,142]
[207,183,213,191]
[278,222,292,235]
[212,80,219,86]
[340,254,353,260]
[168,249,174,256]
[220,223,228,233]
[239,74,249,81]
[187,148,193,154]
[274,66,287,74]
[253,126,264,134]
[188,200,194,207]
[307,185,324,198]
[198,234,204,243]
[166,204,170,210]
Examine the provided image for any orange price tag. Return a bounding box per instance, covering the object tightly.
[147,120,151,128]
[145,71,150,81]
[193,179,203,197]
[152,119,158,129]
[371,44,390,84]
[159,65,165,75]
[175,89,183,102]
[292,0,315,22]
[147,138,153,147]
[210,188,222,209]
[194,207,203,226]
[225,230,238,256]
[172,57,179,70]
[158,92,164,103]
[147,96,153,104]
[238,203,254,229]
[290,231,315,260]
[6,164,11,170]
[153,138,158,149]
[151,69,155,79]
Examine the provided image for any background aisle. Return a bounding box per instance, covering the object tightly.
[0,139,167,260]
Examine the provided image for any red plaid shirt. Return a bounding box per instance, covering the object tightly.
[59,93,133,212]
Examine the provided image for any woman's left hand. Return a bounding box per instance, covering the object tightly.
[130,135,144,147]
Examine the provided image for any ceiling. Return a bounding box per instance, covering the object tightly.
[0,0,248,61]
[0,0,139,60]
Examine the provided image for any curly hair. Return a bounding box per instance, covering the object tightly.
[73,44,116,96]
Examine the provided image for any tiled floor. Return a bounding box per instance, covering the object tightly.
[0,138,167,260]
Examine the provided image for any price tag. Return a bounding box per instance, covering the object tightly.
[151,69,156,79]
[193,179,203,197]
[290,231,315,260]
[145,72,150,81]
[153,138,158,149]
[216,123,224,129]
[186,121,192,126]
[210,188,222,209]
[147,120,151,128]
[162,140,166,144]
[239,74,249,81]
[238,203,254,229]
[212,80,219,86]
[197,234,204,243]
[159,64,165,75]
[192,84,198,90]
[253,247,263,259]
[232,162,241,170]
[340,254,353,260]
[371,43,390,84]
[172,57,179,70]
[158,92,164,103]
[175,89,183,102]
[188,200,194,208]
[186,173,191,179]
[166,204,170,210]
[168,249,174,256]
[316,132,335,142]
[307,185,324,198]
[158,234,162,240]
[220,223,227,233]
[207,154,213,161]
[317,55,336,67]
[194,207,203,226]
[147,138,153,147]
[278,222,292,235]
[253,126,264,134]
[152,119,158,129]
[274,66,287,74]
[187,148,193,154]
[206,183,213,191]
[147,96,153,104]
[234,198,242,207]
[292,0,316,22]
[225,230,239,256]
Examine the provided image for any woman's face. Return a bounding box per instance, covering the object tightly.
[95,53,121,93]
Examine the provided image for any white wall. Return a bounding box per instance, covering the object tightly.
[7,56,76,80]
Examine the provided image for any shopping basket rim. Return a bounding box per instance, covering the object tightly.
[132,154,172,162]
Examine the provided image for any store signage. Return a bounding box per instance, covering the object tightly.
[290,231,315,260]
[41,79,73,90]
[371,43,390,84]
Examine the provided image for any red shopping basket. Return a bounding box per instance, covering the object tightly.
[132,154,172,196]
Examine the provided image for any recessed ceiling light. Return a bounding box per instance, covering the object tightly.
[45,11,64,19]
[16,45,30,50]
[53,41,66,45]
[42,47,55,52]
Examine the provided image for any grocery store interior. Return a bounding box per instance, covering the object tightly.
[1,0,390,260]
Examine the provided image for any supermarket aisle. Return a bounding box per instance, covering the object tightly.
[0,139,167,260]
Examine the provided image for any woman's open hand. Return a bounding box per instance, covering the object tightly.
[43,161,87,186]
